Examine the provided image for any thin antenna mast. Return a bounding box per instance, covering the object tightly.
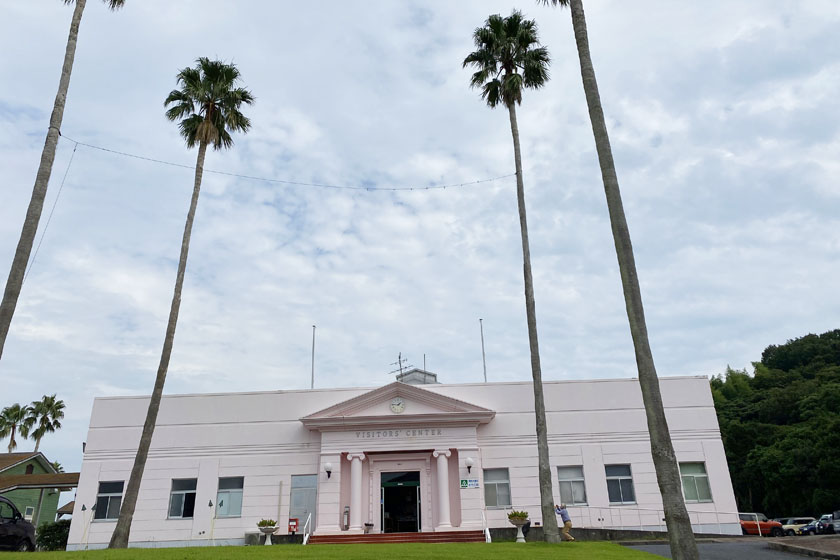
[479,318,487,383]
[310,325,316,389]
[387,353,413,377]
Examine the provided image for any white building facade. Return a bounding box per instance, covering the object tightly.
[67,373,740,549]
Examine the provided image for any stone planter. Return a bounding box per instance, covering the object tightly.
[509,517,529,543]
[259,526,277,546]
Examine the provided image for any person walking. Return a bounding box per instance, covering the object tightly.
[556,504,575,541]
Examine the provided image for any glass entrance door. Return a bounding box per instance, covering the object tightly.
[289,475,317,531]
[380,471,420,533]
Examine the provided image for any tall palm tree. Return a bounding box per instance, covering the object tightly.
[0,0,125,364]
[0,404,32,453]
[539,1,699,557]
[24,394,65,452]
[463,11,559,543]
[108,58,253,549]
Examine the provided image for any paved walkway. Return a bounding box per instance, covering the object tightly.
[629,540,810,559]
[768,535,840,559]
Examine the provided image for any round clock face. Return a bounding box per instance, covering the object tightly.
[390,397,406,414]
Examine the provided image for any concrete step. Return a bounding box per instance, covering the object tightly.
[309,530,487,545]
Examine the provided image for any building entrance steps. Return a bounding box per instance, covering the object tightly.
[308,530,486,545]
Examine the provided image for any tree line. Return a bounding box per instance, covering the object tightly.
[0,1,703,557]
[711,329,840,517]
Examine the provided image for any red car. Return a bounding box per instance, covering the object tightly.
[739,513,784,537]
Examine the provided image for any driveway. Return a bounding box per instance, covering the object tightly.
[627,541,805,559]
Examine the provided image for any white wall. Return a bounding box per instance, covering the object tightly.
[67,376,739,548]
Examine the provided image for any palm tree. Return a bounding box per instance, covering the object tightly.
[51,460,65,473]
[24,394,65,452]
[0,404,32,453]
[463,11,559,543]
[108,58,253,549]
[0,0,125,364]
[538,1,699,557]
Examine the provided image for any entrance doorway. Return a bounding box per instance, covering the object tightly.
[289,474,317,531]
[381,471,420,533]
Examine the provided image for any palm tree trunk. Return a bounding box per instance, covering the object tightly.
[0,0,86,362]
[34,437,41,453]
[507,102,560,543]
[7,426,15,453]
[566,1,698,558]
[109,140,208,548]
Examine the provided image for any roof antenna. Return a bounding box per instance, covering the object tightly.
[388,353,413,377]
[310,325,316,389]
[480,318,487,383]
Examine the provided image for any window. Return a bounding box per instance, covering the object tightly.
[216,477,244,518]
[0,501,16,520]
[168,479,197,519]
[557,466,587,505]
[25,464,34,475]
[680,462,712,502]
[605,465,636,504]
[94,481,124,520]
[483,468,511,508]
[23,506,35,521]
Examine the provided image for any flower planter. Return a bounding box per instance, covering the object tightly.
[509,517,529,543]
[259,526,277,546]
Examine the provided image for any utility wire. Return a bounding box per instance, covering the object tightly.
[59,133,516,192]
[24,141,78,284]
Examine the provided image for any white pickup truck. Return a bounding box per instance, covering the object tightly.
[820,511,840,534]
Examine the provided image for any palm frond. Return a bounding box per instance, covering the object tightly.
[522,47,550,88]
[536,0,570,6]
[178,115,204,148]
[104,0,126,10]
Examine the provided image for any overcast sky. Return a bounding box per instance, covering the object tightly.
[1,1,839,473]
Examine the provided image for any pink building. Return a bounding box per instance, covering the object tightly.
[67,370,740,549]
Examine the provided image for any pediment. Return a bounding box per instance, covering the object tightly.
[300,382,495,430]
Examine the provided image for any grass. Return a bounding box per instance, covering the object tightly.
[5,542,659,559]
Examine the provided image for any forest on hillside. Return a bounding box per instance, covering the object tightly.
[711,329,840,517]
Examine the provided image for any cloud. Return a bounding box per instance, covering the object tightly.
[0,0,839,472]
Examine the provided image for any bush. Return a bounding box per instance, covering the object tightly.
[36,519,71,551]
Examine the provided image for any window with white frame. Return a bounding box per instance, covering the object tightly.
[168,479,197,519]
[94,481,124,520]
[216,477,244,518]
[557,466,587,505]
[483,468,511,508]
[605,465,636,504]
[680,462,712,502]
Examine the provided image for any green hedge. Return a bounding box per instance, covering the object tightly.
[36,519,71,551]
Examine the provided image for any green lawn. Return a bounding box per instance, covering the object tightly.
[4,543,657,560]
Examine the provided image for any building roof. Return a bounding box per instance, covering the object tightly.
[0,472,80,493]
[0,452,41,472]
[56,501,75,516]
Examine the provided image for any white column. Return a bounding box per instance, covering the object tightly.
[348,453,365,531]
[433,449,452,529]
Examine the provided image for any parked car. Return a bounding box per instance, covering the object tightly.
[800,519,820,535]
[774,517,816,536]
[739,512,784,536]
[0,496,36,551]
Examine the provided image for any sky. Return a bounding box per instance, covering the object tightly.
[1,1,839,475]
